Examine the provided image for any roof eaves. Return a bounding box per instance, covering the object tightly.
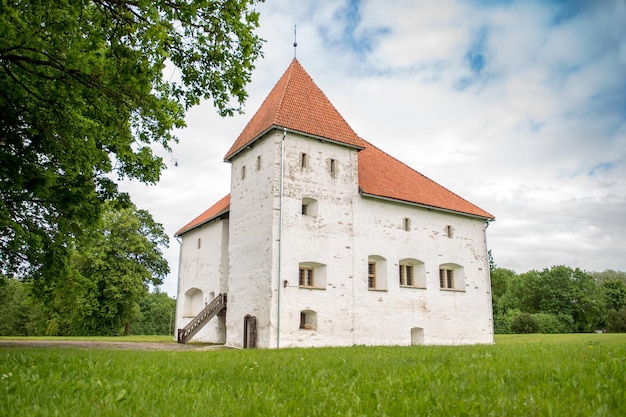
[359,190,495,221]
[224,125,276,162]
[285,127,365,150]
[174,207,230,237]
[225,125,365,162]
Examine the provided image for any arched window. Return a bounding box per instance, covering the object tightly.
[399,258,426,288]
[183,288,204,317]
[411,327,425,345]
[438,263,465,291]
[368,255,387,290]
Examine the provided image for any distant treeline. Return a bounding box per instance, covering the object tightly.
[492,267,626,334]
[0,278,175,337]
[3,266,625,337]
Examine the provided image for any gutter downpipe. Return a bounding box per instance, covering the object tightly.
[174,236,182,342]
[484,219,495,343]
[277,128,286,348]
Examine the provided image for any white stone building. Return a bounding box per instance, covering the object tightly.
[175,59,495,349]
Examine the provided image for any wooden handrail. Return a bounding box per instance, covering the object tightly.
[177,293,227,344]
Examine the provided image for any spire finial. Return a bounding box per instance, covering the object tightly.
[293,25,298,58]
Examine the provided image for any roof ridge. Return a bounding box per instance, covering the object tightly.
[272,59,293,126]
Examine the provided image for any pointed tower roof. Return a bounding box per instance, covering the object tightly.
[224,58,365,160]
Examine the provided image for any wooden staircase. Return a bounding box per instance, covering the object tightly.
[177,293,227,344]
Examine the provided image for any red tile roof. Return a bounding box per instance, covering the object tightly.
[175,194,230,236]
[179,60,494,235]
[358,139,494,219]
[224,58,365,160]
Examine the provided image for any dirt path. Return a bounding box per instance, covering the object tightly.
[0,340,227,351]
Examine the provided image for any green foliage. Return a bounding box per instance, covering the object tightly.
[1,335,625,416]
[0,0,264,280]
[510,312,539,333]
[0,277,29,336]
[493,266,610,333]
[61,201,170,335]
[0,202,170,336]
[532,313,573,334]
[131,290,176,335]
[607,307,626,333]
[591,269,626,285]
[600,280,626,312]
[493,308,518,334]
[490,268,516,313]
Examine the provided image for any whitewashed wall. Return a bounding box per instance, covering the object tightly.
[178,129,493,348]
[352,198,493,345]
[274,134,360,348]
[272,132,493,347]
[175,218,228,343]
[225,131,280,348]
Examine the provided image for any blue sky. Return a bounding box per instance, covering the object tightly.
[120,0,626,296]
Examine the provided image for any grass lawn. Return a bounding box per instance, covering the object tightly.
[1,334,624,416]
[0,335,175,343]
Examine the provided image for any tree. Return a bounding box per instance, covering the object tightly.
[607,307,626,333]
[601,280,626,313]
[591,270,626,285]
[504,266,605,332]
[0,1,264,279]
[491,268,516,312]
[131,289,177,335]
[510,313,539,334]
[28,201,170,335]
[0,276,29,335]
[490,267,518,333]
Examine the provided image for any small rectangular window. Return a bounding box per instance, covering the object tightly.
[256,155,262,171]
[299,267,314,287]
[446,225,453,238]
[241,165,246,180]
[368,262,376,289]
[439,269,454,289]
[299,310,316,330]
[330,159,336,176]
[301,203,309,216]
[403,217,411,231]
[301,153,309,168]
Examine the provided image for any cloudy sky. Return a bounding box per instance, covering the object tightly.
[120,0,626,296]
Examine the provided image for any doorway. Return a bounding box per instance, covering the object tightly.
[243,315,257,348]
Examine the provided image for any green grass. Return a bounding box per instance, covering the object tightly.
[0,335,175,343]
[1,334,625,417]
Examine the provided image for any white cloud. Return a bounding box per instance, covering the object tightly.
[124,0,626,295]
